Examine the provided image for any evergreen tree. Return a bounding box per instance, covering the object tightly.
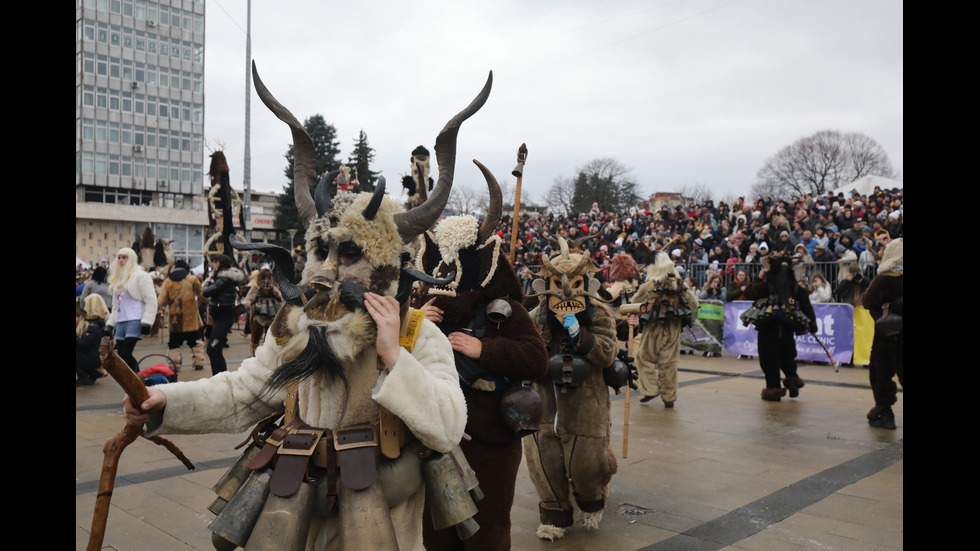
[274,115,342,246]
[347,129,380,192]
[569,158,641,215]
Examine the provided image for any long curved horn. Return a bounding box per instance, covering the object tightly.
[394,71,493,242]
[229,234,307,305]
[252,61,318,229]
[315,170,339,217]
[473,159,502,243]
[414,161,429,203]
[363,177,386,220]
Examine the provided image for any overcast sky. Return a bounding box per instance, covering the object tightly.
[202,0,903,205]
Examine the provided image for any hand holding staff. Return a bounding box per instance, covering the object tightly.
[87,337,194,551]
[618,303,647,458]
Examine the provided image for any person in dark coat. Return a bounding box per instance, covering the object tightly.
[201,254,246,375]
[76,305,106,385]
[861,238,903,429]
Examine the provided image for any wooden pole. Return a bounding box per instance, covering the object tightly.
[88,337,194,551]
[508,144,527,265]
[618,303,647,458]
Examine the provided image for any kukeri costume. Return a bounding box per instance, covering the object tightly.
[415,181,548,550]
[133,65,493,551]
[861,238,903,429]
[523,237,620,540]
[156,260,206,371]
[628,248,699,407]
[740,251,817,401]
[244,268,285,354]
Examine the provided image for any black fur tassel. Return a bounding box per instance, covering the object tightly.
[258,326,348,400]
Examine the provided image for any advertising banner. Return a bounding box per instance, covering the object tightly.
[723,301,854,364]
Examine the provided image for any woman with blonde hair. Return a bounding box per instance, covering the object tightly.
[106,247,158,372]
[76,298,108,385]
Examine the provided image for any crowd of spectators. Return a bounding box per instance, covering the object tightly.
[493,186,903,302]
[76,185,903,314]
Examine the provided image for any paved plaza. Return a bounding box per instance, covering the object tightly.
[76,327,902,551]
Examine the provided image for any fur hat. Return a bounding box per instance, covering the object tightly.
[877,238,903,273]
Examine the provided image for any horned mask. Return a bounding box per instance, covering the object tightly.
[415,159,505,298]
[231,63,494,313]
[527,237,607,316]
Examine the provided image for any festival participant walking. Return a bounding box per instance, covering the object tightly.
[157,259,206,371]
[106,247,158,372]
[523,237,620,541]
[121,65,485,551]
[201,254,245,375]
[861,238,903,429]
[416,202,548,551]
[740,251,817,401]
[627,247,699,407]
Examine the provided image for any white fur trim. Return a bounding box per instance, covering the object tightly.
[478,235,502,288]
[434,216,479,264]
[581,510,604,530]
[536,524,566,541]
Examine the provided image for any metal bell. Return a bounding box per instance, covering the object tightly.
[422,453,479,537]
[245,481,316,551]
[208,469,272,549]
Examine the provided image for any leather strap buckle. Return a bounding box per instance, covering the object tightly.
[277,429,323,456]
[333,424,378,451]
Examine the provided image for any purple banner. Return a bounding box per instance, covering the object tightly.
[723,301,854,363]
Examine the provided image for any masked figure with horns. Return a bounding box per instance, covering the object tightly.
[123,65,494,551]
[415,166,548,551]
[740,250,817,402]
[626,244,699,407]
[522,236,620,540]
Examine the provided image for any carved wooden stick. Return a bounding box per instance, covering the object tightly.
[87,337,194,551]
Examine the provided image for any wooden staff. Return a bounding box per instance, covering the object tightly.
[508,143,527,265]
[811,331,840,372]
[87,337,194,551]
[618,303,647,458]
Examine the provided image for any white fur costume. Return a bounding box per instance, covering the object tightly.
[146,306,465,551]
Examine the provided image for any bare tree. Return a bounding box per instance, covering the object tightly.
[545,175,575,215]
[675,183,714,205]
[755,130,896,199]
[447,184,483,216]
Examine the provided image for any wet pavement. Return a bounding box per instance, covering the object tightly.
[76,326,902,550]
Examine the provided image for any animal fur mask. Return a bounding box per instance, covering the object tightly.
[527,237,607,315]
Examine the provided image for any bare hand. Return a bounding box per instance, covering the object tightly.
[627,313,639,327]
[365,292,402,369]
[421,297,443,323]
[123,387,166,427]
[448,331,482,360]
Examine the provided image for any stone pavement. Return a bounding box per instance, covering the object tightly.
[76,327,902,550]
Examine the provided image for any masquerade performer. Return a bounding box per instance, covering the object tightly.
[156,259,207,371]
[523,237,620,540]
[626,244,699,407]
[243,268,285,355]
[741,251,817,401]
[401,145,434,211]
[122,65,491,551]
[415,168,548,550]
[106,247,158,372]
[861,237,903,429]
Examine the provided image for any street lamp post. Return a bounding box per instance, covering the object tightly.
[288,229,297,251]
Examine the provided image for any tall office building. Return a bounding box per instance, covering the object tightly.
[76,0,208,265]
